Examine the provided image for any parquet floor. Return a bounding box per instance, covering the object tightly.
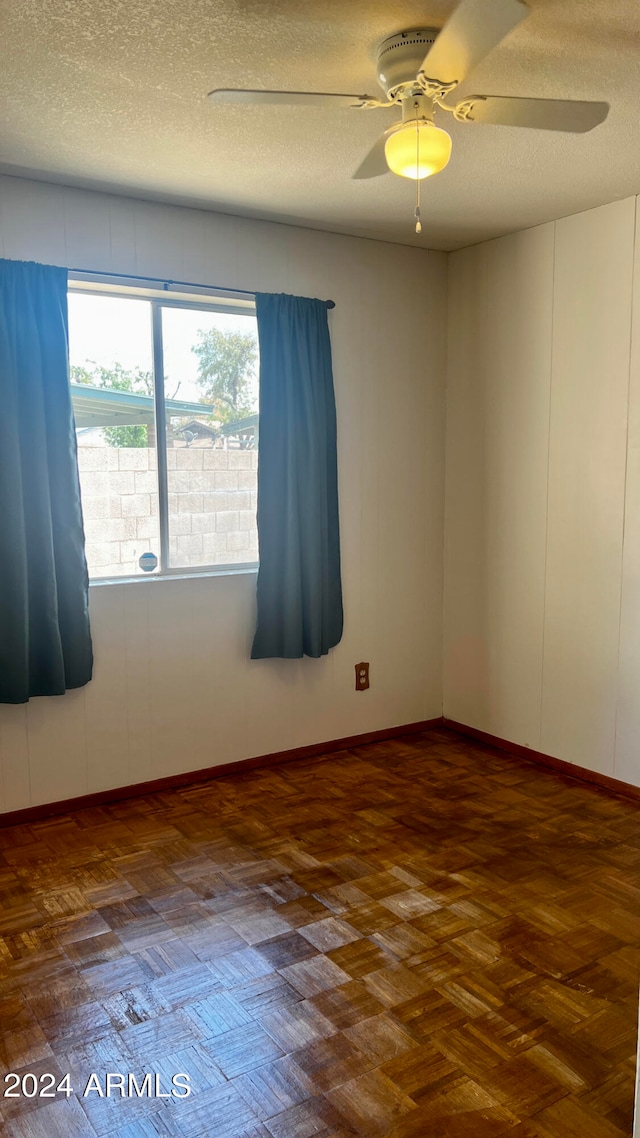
[1,728,639,1137]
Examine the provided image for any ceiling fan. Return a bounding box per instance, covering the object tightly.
[208,0,609,229]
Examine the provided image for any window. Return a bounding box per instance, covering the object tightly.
[68,276,259,580]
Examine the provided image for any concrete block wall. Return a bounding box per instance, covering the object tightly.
[78,446,258,577]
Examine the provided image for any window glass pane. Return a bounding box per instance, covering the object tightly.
[68,293,160,578]
[161,306,259,569]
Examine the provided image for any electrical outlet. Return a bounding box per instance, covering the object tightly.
[355,662,370,691]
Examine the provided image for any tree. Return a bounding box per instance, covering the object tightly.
[71,362,153,447]
[192,328,257,424]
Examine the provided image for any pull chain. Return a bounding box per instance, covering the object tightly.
[414,121,422,234]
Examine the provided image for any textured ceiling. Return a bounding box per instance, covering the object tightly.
[0,0,639,250]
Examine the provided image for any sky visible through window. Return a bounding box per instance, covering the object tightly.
[67,292,259,411]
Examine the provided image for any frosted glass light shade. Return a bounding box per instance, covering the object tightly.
[384,120,452,180]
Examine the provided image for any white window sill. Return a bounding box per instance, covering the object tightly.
[89,565,258,587]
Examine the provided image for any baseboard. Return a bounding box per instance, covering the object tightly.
[443,718,640,803]
[7,714,636,828]
[0,716,445,827]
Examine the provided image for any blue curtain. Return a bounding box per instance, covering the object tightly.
[251,293,343,659]
[0,259,93,703]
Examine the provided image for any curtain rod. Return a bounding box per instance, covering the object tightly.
[68,267,335,308]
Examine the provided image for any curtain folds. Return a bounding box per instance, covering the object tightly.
[251,292,343,660]
[0,259,93,703]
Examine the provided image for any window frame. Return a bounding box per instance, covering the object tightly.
[68,272,260,584]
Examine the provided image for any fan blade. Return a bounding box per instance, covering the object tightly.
[208,88,381,108]
[419,0,528,89]
[456,95,609,132]
[352,130,393,179]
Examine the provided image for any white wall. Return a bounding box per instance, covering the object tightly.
[0,174,447,813]
[444,195,640,784]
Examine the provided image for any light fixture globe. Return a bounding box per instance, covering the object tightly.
[384,120,452,180]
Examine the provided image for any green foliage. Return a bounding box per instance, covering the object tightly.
[191,327,257,424]
[104,424,149,448]
[71,361,153,448]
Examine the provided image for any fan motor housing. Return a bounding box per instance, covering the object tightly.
[376,28,440,95]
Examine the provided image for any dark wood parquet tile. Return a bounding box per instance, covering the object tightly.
[1,727,639,1136]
